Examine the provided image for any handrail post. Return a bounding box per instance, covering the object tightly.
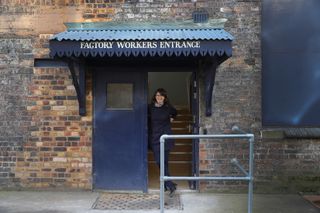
[248,136,254,213]
[158,133,254,213]
[160,135,166,213]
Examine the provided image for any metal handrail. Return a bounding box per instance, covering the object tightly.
[160,133,254,213]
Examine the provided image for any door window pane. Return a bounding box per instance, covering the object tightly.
[106,83,133,110]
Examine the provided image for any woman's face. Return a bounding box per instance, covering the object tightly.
[155,92,165,104]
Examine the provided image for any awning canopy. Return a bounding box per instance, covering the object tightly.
[48,19,234,117]
[49,19,233,58]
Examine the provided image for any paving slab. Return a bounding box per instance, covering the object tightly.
[0,191,318,213]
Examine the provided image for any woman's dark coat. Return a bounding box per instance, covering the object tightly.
[148,103,177,150]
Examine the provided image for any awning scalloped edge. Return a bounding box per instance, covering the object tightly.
[50,48,232,58]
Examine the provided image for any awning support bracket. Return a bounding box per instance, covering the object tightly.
[67,59,86,116]
[204,59,218,117]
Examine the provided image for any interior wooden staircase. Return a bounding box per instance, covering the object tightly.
[148,107,193,189]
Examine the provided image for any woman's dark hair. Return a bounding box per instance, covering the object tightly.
[151,88,170,104]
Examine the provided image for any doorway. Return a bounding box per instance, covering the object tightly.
[92,64,199,192]
[147,72,198,190]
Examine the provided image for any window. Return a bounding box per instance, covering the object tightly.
[106,83,133,110]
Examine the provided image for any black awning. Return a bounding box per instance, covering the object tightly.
[49,20,233,58]
[50,40,232,58]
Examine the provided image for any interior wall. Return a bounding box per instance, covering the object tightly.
[148,72,192,107]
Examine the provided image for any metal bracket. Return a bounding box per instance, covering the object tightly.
[203,59,218,116]
[67,59,86,116]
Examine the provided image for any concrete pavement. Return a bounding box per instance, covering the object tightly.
[0,190,318,213]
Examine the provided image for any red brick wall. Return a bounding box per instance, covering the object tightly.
[15,67,93,189]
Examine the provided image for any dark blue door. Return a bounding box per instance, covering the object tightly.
[93,68,147,192]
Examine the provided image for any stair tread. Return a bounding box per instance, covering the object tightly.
[149,161,192,164]
[148,151,192,155]
[172,120,192,123]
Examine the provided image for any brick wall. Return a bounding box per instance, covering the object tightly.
[14,67,93,189]
[198,0,320,193]
[254,138,320,193]
[0,0,319,192]
[0,39,33,188]
[199,0,261,191]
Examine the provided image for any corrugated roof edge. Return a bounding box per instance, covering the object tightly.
[51,29,234,41]
[64,18,228,31]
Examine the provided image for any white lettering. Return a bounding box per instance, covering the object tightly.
[131,42,137,48]
[125,42,131,48]
[80,41,201,49]
[194,41,201,48]
[148,42,157,48]
[176,42,180,48]
[179,41,185,48]
[158,41,201,49]
[160,41,172,48]
[80,42,114,49]
[116,42,124,48]
[85,42,90,49]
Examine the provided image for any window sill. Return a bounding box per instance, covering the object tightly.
[260,128,320,140]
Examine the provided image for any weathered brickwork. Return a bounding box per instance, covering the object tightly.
[0,39,33,187]
[0,0,319,193]
[253,139,320,193]
[15,67,92,189]
[198,0,320,193]
[199,1,262,191]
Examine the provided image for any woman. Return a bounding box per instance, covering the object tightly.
[148,88,177,196]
